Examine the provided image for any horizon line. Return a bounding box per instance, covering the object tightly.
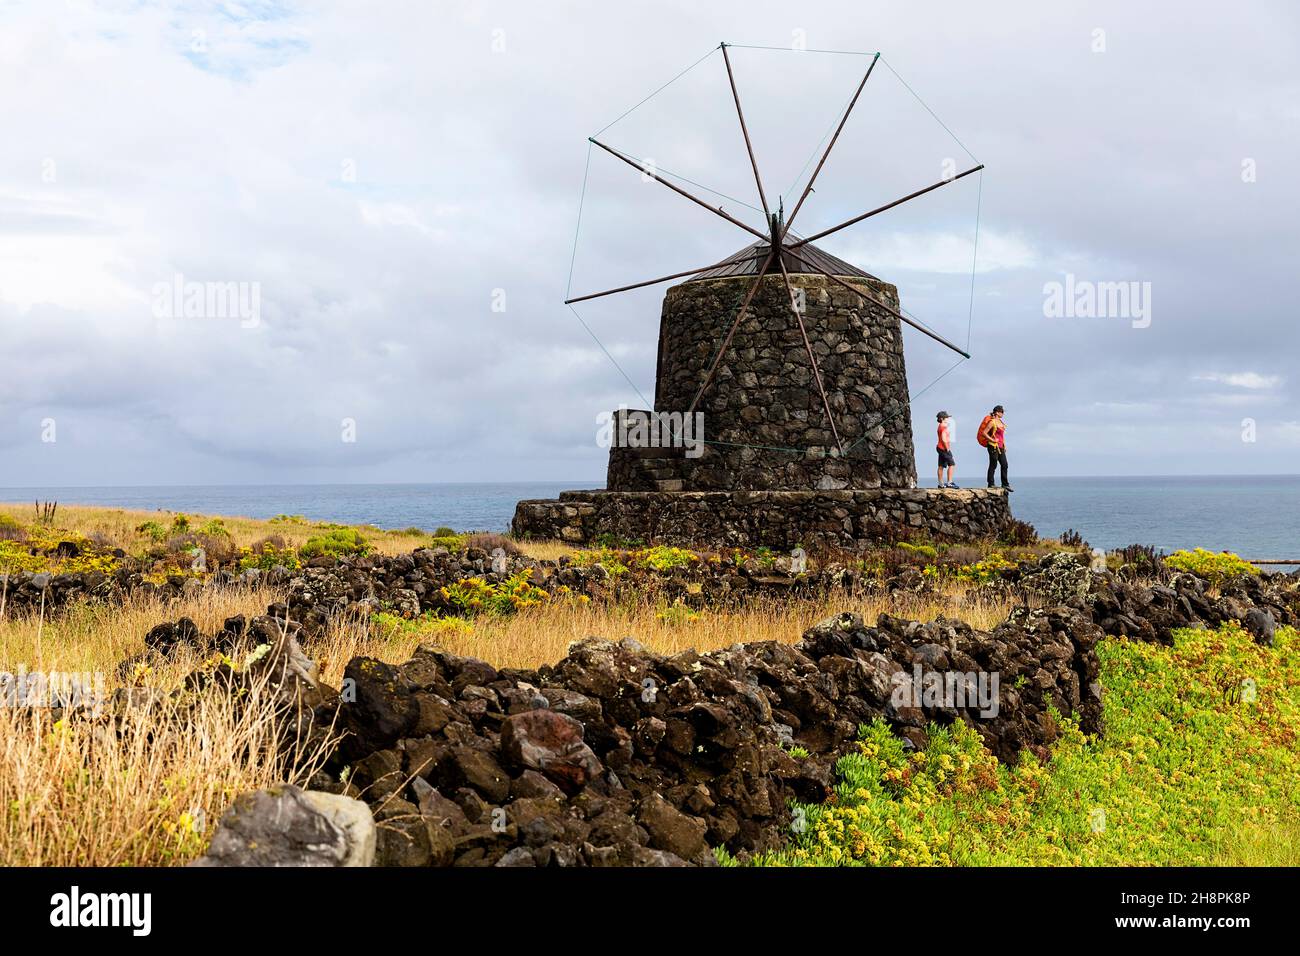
[3,472,1300,492]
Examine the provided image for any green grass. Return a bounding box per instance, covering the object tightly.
[749,622,1300,866]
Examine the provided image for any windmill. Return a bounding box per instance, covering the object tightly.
[564,42,982,477]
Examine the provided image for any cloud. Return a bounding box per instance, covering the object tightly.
[835,229,1038,275]
[1194,372,1283,390]
[0,0,1298,486]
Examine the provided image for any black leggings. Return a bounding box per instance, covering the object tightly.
[986,445,1008,487]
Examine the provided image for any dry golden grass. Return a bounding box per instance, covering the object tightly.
[0,582,338,866]
[0,523,1021,865]
[514,538,579,562]
[0,501,437,557]
[1,583,286,681]
[0,675,334,866]
[311,583,1022,682]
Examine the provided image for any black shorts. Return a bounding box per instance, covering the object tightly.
[937,448,955,467]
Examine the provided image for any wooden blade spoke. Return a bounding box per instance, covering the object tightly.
[685,248,776,416]
[775,254,844,456]
[565,250,765,304]
[721,43,771,221]
[781,245,971,359]
[590,137,769,242]
[790,164,983,249]
[781,52,879,241]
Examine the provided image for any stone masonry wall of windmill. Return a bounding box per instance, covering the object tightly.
[607,272,916,492]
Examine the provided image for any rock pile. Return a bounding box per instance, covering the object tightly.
[290,598,1102,867]
[129,550,1299,867]
[242,547,1079,639]
[0,565,292,617]
[1079,564,1295,647]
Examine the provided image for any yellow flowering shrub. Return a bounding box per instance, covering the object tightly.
[371,611,474,641]
[570,545,702,575]
[0,533,121,576]
[439,569,551,616]
[1166,548,1258,586]
[237,543,301,571]
[953,552,1018,585]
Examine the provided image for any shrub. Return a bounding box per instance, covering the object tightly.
[371,611,472,641]
[198,518,230,538]
[1166,548,1258,587]
[237,540,301,572]
[1060,528,1087,549]
[570,544,700,574]
[58,549,121,575]
[999,518,1038,547]
[439,569,550,616]
[135,520,168,542]
[0,540,45,573]
[955,552,1018,585]
[170,513,190,534]
[897,541,938,559]
[299,527,370,561]
[166,532,236,569]
[433,526,456,537]
[942,544,984,566]
[1116,543,1165,578]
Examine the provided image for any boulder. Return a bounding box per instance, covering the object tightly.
[500,709,603,794]
[192,785,374,867]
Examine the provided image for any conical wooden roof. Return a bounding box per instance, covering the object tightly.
[692,240,879,281]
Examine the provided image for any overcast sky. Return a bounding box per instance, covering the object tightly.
[2,0,1298,486]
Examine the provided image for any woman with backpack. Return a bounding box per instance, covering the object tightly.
[978,405,1013,492]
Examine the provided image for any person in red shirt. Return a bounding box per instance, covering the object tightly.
[980,405,1013,491]
[936,411,958,488]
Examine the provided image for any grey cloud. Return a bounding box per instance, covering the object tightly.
[0,0,1296,485]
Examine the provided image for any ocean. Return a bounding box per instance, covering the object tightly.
[2,476,1297,562]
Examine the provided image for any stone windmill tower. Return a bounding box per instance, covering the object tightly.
[514,44,1009,548]
[612,226,918,492]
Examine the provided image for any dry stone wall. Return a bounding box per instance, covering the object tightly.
[513,488,1012,550]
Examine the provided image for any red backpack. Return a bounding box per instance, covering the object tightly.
[976,414,994,447]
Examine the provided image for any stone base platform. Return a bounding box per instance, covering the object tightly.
[512,488,1013,551]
